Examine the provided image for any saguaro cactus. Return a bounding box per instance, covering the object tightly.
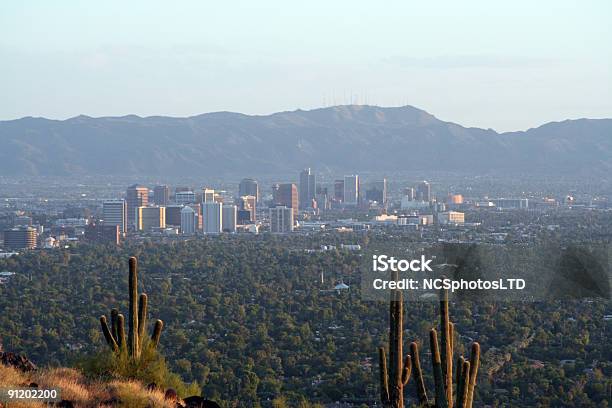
[99,256,164,360]
[410,289,481,408]
[379,272,412,407]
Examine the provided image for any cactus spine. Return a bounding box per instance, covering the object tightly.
[99,256,163,360]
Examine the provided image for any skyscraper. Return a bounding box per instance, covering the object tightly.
[222,204,237,233]
[366,179,387,207]
[343,175,359,205]
[153,185,169,206]
[334,179,345,202]
[273,183,298,218]
[238,178,259,203]
[299,168,316,210]
[126,185,148,230]
[236,195,256,222]
[416,181,431,202]
[102,200,127,234]
[180,206,196,234]
[202,188,216,203]
[203,202,222,233]
[135,206,166,232]
[269,206,294,233]
[165,205,184,226]
[175,191,196,204]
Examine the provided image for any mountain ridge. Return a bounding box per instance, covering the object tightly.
[0,105,610,176]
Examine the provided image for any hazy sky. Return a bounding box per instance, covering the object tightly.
[1,1,611,131]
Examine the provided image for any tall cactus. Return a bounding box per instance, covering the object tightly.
[379,271,411,407]
[412,289,481,408]
[99,256,164,360]
[379,287,481,408]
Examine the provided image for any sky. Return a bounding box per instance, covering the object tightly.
[1,0,611,132]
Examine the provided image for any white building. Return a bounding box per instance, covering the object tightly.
[103,200,127,233]
[343,175,359,205]
[222,204,237,233]
[180,206,196,234]
[203,202,222,233]
[270,206,294,233]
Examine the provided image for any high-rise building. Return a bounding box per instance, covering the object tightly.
[299,168,316,209]
[238,178,259,203]
[416,181,431,202]
[135,206,166,232]
[334,180,345,202]
[202,188,216,203]
[165,205,184,226]
[236,195,256,222]
[175,191,196,204]
[343,175,359,205]
[3,227,37,250]
[273,183,298,218]
[366,179,387,207]
[180,206,196,234]
[269,206,294,233]
[103,200,127,234]
[404,187,415,201]
[222,204,237,233]
[203,202,222,233]
[126,185,148,230]
[153,185,169,206]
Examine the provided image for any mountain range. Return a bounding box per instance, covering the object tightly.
[0,105,610,177]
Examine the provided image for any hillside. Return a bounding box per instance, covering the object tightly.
[0,105,611,176]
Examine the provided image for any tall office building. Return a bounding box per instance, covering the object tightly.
[404,187,415,201]
[165,205,184,226]
[126,185,149,230]
[416,181,431,202]
[222,204,237,233]
[103,199,127,234]
[238,178,259,203]
[180,206,196,234]
[343,175,360,205]
[135,206,166,232]
[236,195,256,222]
[84,223,120,245]
[175,191,196,204]
[366,179,387,206]
[203,202,222,233]
[3,227,37,250]
[334,180,345,202]
[153,185,169,206]
[270,206,294,233]
[273,183,298,218]
[202,188,216,203]
[299,168,316,209]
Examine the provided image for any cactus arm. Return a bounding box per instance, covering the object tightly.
[456,361,471,408]
[456,355,465,399]
[430,329,448,408]
[466,343,480,408]
[100,315,118,352]
[410,341,429,405]
[110,308,119,341]
[117,313,127,351]
[379,347,390,406]
[128,257,139,358]
[151,319,164,348]
[440,289,453,407]
[138,293,148,351]
[449,322,455,356]
[401,355,412,386]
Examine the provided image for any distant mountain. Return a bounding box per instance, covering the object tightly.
[0,105,610,176]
